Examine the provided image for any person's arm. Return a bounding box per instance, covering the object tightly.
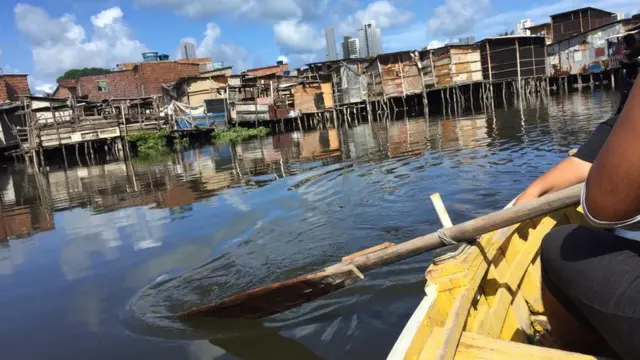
[585,78,640,222]
[515,156,591,205]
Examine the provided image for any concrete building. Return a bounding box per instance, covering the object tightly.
[358,21,383,58]
[180,40,197,60]
[516,19,534,35]
[348,38,360,58]
[342,36,352,58]
[52,59,208,101]
[325,27,338,61]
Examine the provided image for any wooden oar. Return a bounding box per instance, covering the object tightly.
[179,183,583,320]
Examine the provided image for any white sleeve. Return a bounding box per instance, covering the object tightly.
[581,183,640,228]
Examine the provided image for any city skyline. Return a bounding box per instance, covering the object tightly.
[1,0,638,94]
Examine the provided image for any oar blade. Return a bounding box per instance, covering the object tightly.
[178,266,363,320]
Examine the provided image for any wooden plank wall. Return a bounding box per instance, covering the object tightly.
[293,82,333,114]
[377,52,423,98]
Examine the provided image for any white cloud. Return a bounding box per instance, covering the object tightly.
[34,82,56,94]
[338,0,413,34]
[273,19,325,54]
[90,7,124,28]
[427,40,446,49]
[135,0,329,22]
[15,3,147,79]
[427,0,490,38]
[189,23,253,72]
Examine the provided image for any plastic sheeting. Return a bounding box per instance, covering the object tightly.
[168,101,228,130]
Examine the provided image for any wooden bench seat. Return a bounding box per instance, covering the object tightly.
[455,332,610,360]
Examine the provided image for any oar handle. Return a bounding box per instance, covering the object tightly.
[341,183,583,273]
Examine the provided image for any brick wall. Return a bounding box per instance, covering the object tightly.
[52,85,74,99]
[75,62,201,101]
[0,74,30,101]
[77,70,142,100]
[117,57,211,70]
[244,64,289,77]
[137,62,200,95]
[0,81,7,102]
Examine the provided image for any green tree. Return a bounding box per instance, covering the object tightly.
[57,67,112,81]
[496,30,516,36]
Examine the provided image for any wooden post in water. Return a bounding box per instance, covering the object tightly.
[446,87,452,118]
[452,87,458,117]
[502,81,508,109]
[470,83,475,115]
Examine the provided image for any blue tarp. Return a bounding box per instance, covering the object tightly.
[175,113,227,130]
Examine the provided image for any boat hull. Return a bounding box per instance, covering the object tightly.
[389,205,599,360]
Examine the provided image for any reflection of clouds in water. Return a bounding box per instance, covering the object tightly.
[124,244,213,289]
[60,207,169,280]
[69,282,105,332]
[221,191,251,212]
[185,341,226,360]
[0,239,33,275]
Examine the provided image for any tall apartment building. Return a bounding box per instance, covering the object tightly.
[325,27,338,61]
[358,21,383,58]
[180,40,197,60]
[348,38,360,58]
[342,36,361,58]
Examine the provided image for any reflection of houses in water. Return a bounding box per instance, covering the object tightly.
[0,170,55,275]
[0,170,55,242]
[299,129,341,160]
[438,115,489,150]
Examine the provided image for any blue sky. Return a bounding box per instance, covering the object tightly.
[0,0,638,93]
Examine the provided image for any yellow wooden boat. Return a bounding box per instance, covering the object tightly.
[388,204,599,360]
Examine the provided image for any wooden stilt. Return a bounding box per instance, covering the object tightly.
[470,83,475,115]
[502,81,507,108]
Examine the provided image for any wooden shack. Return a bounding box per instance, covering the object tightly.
[304,59,369,107]
[293,81,334,114]
[478,36,547,82]
[366,51,422,101]
[550,7,615,42]
[420,45,483,88]
[172,75,229,106]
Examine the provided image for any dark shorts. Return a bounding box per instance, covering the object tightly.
[541,224,640,360]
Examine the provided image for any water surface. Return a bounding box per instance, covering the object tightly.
[0,91,619,359]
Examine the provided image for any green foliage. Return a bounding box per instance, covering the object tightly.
[496,30,516,36]
[212,127,270,142]
[172,133,191,148]
[126,130,170,155]
[57,67,112,81]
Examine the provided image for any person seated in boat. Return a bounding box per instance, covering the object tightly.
[514,115,617,205]
[540,75,640,359]
[514,72,636,205]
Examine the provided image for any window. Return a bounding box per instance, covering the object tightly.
[97,80,108,93]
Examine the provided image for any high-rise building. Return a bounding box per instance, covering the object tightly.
[342,36,352,59]
[348,38,360,58]
[180,40,197,60]
[325,27,338,61]
[358,21,383,58]
[515,19,534,35]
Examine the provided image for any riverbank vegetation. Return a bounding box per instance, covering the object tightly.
[126,130,170,155]
[212,127,270,142]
